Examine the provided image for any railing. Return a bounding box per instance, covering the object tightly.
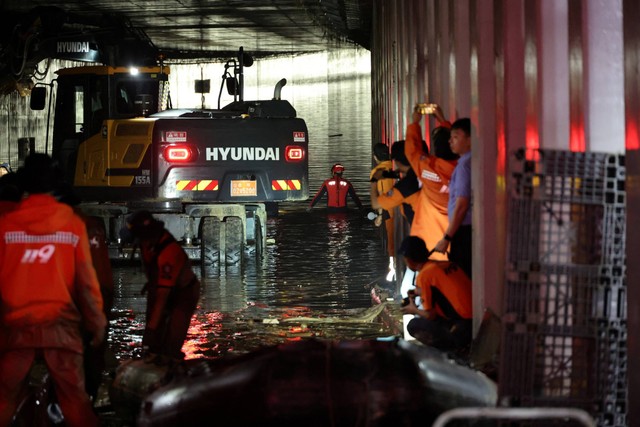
[432,407,596,427]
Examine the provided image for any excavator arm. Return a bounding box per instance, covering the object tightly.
[0,6,158,94]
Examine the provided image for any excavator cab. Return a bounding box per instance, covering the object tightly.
[47,66,168,189]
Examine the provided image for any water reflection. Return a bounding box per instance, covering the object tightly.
[109,205,391,361]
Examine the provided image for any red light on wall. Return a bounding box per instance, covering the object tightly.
[285,145,305,162]
[164,145,193,162]
[626,121,640,150]
[569,123,586,153]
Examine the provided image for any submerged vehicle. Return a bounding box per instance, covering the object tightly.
[31,48,309,264]
[110,339,497,426]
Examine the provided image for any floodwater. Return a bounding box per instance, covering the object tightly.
[107,48,396,362]
[109,207,392,361]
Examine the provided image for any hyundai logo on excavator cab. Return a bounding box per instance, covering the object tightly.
[205,146,280,162]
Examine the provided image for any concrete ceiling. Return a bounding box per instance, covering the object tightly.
[0,0,373,61]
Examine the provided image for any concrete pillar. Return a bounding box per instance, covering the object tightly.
[504,0,527,155]
[568,0,586,151]
[454,0,471,118]
[439,1,452,115]
[584,0,625,153]
[538,0,570,150]
[473,0,501,327]
[414,0,428,105]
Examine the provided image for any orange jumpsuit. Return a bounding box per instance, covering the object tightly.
[370,160,397,255]
[0,201,18,216]
[407,261,472,351]
[405,122,457,260]
[0,194,105,427]
[415,261,472,320]
[141,230,200,359]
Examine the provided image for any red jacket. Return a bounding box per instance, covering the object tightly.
[140,230,198,328]
[0,194,106,353]
[0,200,18,216]
[309,176,363,211]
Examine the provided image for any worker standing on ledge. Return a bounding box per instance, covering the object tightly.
[307,163,364,213]
[369,143,398,281]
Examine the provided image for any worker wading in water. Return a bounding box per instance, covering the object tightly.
[120,211,201,362]
[307,163,364,212]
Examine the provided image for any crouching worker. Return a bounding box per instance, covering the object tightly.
[398,235,472,354]
[0,154,105,427]
[120,211,200,362]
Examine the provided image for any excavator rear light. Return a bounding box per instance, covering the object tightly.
[285,145,305,162]
[164,145,194,162]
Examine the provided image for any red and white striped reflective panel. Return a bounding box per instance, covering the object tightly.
[271,180,301,191]
[176,180,219,191]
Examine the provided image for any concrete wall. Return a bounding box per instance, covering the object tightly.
[372,0,638,422]
[0,59,81,168]
[370,0,627,329]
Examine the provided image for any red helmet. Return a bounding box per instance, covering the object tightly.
[331,163,345,174]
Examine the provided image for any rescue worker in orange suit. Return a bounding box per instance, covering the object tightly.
[398,235,472,353]
[0,153,106,427]
[120,210,200,362]
[369,143,397,280]
[307,163,364,212]
[405,104,458,263]
[370,140,421,296]
[55,182,114,402]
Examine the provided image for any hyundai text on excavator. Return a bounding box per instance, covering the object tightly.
[30,48,309,264]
